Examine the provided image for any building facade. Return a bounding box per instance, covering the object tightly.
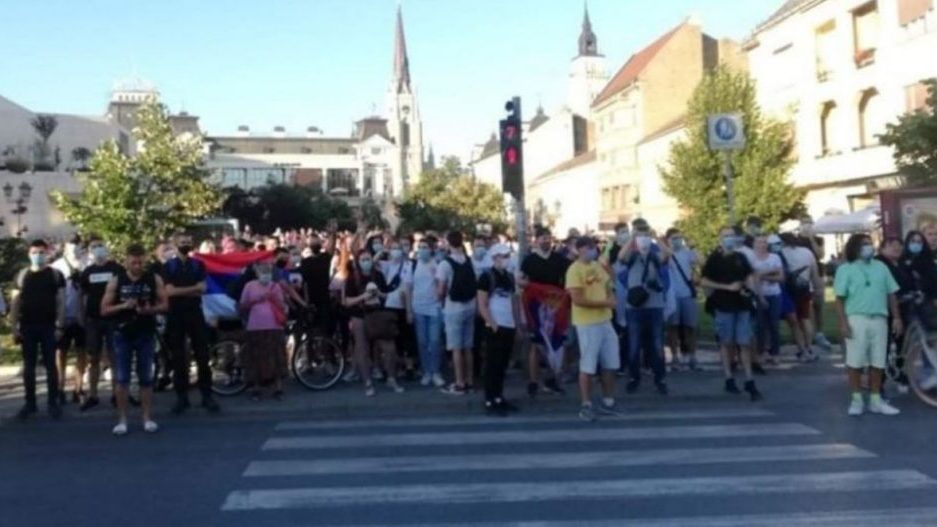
[592,18,744,231]
[746,0,937,218]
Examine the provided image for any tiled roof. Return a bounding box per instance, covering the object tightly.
[638,115,686,145]
[591,23,684,108]
[755,0,814,33]
[537,150,597,180]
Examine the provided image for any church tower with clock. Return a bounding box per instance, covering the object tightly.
[567,3,608,118]
[387,4,425,192]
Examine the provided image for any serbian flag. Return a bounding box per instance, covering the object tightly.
[522,282,571,374]
[193,251,273,322]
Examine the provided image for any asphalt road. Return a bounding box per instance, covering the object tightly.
[1,352,936,527]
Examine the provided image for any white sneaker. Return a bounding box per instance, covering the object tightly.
[420,374,432,387]
[847,399,864,416]
[896,383,910,395]
[919,374,937,391]
[387,378,405,394]
[143,420,159,433]
[868,398,900,416]
[432,374,446,388]
[342,370,359,383]
[112,422,128,436]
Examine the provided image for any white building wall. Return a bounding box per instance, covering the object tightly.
[0,171,82,238]
[472,154,502,189]
[524,110,578,182]
[748,0,937,219]
[635,127,686,231]
[527,161,600,234]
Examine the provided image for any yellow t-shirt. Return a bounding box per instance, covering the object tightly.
[565,260,612,326]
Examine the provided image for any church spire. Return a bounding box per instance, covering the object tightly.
[578,1,599,57]
[393,4,412,93]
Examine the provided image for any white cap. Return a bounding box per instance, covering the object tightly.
[489,243,511,257]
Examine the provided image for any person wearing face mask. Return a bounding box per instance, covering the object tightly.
[78,237,125,410]
[566,237,620,421]
[768,234,811,366]
[409,238,446,387]
[878,237,917,395]
[381,240,417,380]
[161,233,219,415]
[701,226,762,401]
[470,235,491,382]
[797,216,831,350]
[238,261,289,401]
[518,226,570,397]
[51,234,88,406]
[834,234,903,416]
[665,228,700,371]
[437,231,479,395]
[900,230,937,392]
[477,244,521,416]
[10,239,67,421]
[779,232,821,362]
[343,249,404,396]
[619,224,671,395]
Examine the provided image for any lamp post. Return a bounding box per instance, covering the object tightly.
[3,181,33,238]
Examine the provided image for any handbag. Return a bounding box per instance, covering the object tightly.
[626,255,654,308]
[364,309,399,341]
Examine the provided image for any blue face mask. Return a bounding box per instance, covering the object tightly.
[29,253,46,267]
[909,242,924,255]
[417,248,431,262]
[473,247,487,260]
[860,245,875,261]
[583,248,598,262]
[359,260,373,273]
[390,249,403,261]
[769,243,782,254]
[670,238,685,250]
[372,243,384,254]
[720,237,736,252]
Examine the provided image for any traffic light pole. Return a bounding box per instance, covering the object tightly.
[499,96,527,256]
[514,195,528,261]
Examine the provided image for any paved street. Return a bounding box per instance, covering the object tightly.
[1,352,936,527]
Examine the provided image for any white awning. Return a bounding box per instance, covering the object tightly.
[814,206,880,234]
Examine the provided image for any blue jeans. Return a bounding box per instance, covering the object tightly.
[757,295,782,357]
[414,313,443,375]
[21,324,58,407]
[113,331,157,387]
[626,308,665,384]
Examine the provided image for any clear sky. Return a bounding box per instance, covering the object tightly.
[1,0,777,161]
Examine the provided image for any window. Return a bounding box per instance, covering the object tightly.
[905,82,931,113]
[820,101,838,156]
[815,21,836,82]
[326,169,360,196]
[852,2,880,67]
[601,188,611,210]
[858,89,885,147]
[300,147,312,154]
[898,0,932,26]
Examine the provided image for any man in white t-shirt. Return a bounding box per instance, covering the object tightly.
[665,228,700,371]
[437,231,478,395]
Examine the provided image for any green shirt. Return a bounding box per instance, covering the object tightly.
[833,259,898,317]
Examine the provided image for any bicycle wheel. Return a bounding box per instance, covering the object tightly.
[291,336,345,390]
[905,330,937,408]
[210,340,248,396]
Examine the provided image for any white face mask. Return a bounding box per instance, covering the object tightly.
[636,236,652,252]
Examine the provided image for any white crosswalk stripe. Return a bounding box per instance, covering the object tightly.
[220,408,937,525]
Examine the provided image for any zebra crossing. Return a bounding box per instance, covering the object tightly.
[219,406,937,526]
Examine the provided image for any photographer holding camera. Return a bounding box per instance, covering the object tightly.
[619,220,670,396]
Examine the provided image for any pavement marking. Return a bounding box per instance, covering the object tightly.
[308,507,937,527]
[274,408,775,431]
[221,469,936,510]
[244,443,873,477]
[262,422,820,450]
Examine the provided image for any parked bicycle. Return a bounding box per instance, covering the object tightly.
[889,292,937,408]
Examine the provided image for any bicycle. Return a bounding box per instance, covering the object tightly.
[892,292,937,408]
[153,317,249,397]
[287,306,346,391]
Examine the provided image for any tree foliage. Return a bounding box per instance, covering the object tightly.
[880,79,937,188]
[397,157,507,235]
[661,65,804,252]
[52,99,221,254]
[221,184,383,234]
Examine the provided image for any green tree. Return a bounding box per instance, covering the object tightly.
[880,79,937,188]
[222,184,363,234]
[397,156,507,234]
[30,114,58,171]
[52,99,221,253]
[661,65,804,252]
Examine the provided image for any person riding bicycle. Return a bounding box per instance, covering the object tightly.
[899,230,937,392]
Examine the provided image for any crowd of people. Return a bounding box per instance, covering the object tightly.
[6,212,935,434]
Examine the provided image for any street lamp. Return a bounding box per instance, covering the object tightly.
[4,181,33,238]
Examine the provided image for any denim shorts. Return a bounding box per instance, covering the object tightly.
[714,310,753,347]
[113,331,156,387]
[444,310,475,351]
[668,297,699,328]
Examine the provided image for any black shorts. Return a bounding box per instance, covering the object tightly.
[85,319,115,358]
[57,323,86,352]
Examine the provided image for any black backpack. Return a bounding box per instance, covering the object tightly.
[446,256,477,303]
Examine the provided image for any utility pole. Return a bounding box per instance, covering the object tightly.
[499,97,526,255]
